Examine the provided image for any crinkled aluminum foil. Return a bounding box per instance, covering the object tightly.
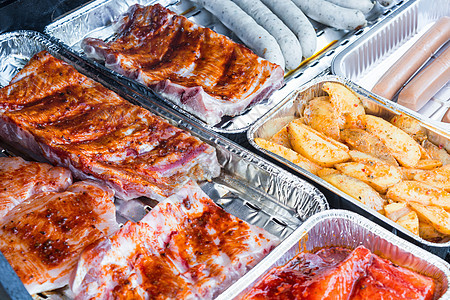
[248,74,450,258]
[332,0,450,128]
[219,210,450,300]
[0,30,328,299]
[44,0,409,134]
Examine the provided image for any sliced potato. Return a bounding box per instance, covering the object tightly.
[419,222,448,241]
[400,167,425,180]
[335,160,402,194]
[360,115,421,167]
[390,114,427,142]
[396,211,419,235]
[386,181,450,210]
[422,140,450,165]
[317,168,339,177]
[303,96,340,141]
[270,126,291,149]
[341,128,398,166]
[255,138,322,175]
[287,121,350,167]
[414,164,450,191]
[410,203,450,235]
[384,202,411,222]
[322,82,365,128]
[415,159,443,170]
[319,172,386,211]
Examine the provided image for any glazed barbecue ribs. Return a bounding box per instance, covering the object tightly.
[82,4,284,125]
[0,51,220,201]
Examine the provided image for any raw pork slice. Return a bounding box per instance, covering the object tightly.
[0,51,220,201]
[82,4,284,125]
[0,156,72,218]
[0,180,118,295]
[71,181,279,299]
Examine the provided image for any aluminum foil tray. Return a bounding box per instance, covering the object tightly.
[248,74,450,258]
[0,30,328,299]
[219,210,450,299]
[44,0,409,134]
[332,0,450,129]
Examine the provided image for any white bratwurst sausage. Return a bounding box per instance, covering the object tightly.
[291,0,367,30]
[325,0,374,15]
[232,0,303,69]
[260,0,317,58]
[191,0,285,69]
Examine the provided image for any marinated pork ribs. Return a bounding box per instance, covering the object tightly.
[0,156,72,218]
[82,4,284,125]
[0,51,220,201]
[71,181,280,299]
[0,180,118,295]
[244,246,436,300]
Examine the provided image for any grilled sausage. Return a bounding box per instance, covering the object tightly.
[397,45,450,111]
[372,17,450,100]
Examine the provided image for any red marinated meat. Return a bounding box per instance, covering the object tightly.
[244,246,435,300]
[0,156,72,218]
[0,51,220,201]
[0,180,118,294]
[71,181,279,299]
[82,4,284,125]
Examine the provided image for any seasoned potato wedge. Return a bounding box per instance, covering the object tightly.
[386,181,450,210]
[400,167,425,180]
[410,203,450,235]
[341,128,398,166]
[415,159,443,170]
[390,114,427,142]
[319,172,386,211]
[384,202,411,222]
[322,82,365,128]
[414,164,450,191]
[422,140,450,165]
[335,160,402,194]
[255,138,322,175]
[419,222,448,241]
[360,115,421,167]
[303,96,340,140]
[270,126,291,149]
[287,120,350,167]
[396,211,419,235]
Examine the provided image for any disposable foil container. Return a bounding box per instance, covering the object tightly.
[219,210,450,300]
[0,30,329,299]
[332,0,450,128]
[44,0,410,134]
[248,74,450,258]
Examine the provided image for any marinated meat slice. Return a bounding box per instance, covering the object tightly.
[0,180,118,295]
[71,181,279,299]
[0,51,220,201]
[82,4,284,125]
[244,246,436,300]
[0,156,72,218]
[352,255,435,300]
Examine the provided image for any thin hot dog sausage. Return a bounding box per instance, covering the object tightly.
[372,17,450,100]
[397,46,450,111]
[232,0,303,70]
[191,0,285,69]
[260,0,317,58]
